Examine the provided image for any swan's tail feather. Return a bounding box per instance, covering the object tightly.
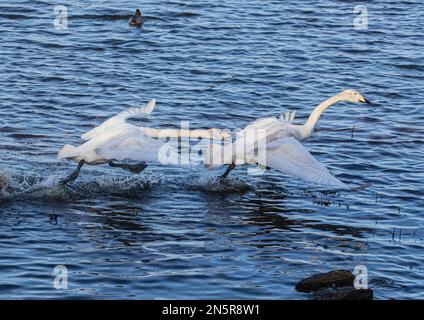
[202,143,234,169]
[202,143,220,169]
[57,144,79,160]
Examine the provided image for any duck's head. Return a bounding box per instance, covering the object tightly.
[340,89,371,104]
[135,9,141,16]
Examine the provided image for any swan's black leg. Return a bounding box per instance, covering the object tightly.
[220,163,236,181]
[61,160,85,185]
[109,161,148,174]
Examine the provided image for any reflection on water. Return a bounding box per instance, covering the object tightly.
[1,0,424,299]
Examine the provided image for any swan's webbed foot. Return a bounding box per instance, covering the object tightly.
[61,160,85,185]
[219,163,236,181]
[109,161,148,174]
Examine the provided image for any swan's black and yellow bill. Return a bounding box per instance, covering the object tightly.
[360,97,371,104]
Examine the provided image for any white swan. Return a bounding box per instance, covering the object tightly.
[58,99,173,184]
[204,89,371,188]
[81,98,229,141]
[58,98,230,184]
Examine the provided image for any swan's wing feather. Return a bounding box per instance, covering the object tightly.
[96,135,178,164]
[81,98,156,141]
[260,137,347,188]
[279,110,296,123]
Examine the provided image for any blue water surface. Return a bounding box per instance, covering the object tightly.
[0,0,423,299]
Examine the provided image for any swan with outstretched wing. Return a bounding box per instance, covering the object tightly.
[203,89,371,188]
[58,98,229,185]
[261,137,347,188]
[58,99,177,184]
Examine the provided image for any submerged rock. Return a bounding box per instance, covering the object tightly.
[295,269,354,293]
[311,286,373,300]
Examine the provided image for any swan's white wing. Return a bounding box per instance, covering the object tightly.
[236,117,280,138]
[237,116,302,143]
[96,135,179,165]
[81,98,156,141]
[260,137,348,189]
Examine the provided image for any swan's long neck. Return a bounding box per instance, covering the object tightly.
[299,94,342,140]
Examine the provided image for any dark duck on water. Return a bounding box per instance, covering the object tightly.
[129,9,142,27]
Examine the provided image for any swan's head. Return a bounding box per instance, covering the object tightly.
[341,89,371,104]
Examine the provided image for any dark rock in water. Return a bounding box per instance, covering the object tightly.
[311,286,373,300]
[295,269,354,293]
